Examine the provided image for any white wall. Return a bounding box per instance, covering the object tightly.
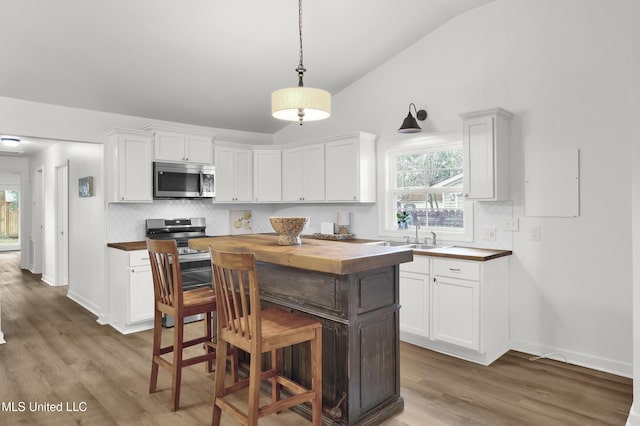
[28,142,105,316]
[0,96,274,146]
[275,0,634,376]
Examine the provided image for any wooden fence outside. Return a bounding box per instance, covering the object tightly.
[0,201,19,238]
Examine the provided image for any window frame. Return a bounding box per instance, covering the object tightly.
[378,135,473,243]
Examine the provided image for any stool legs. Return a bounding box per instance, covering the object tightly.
[149,310,162,394]
[311,328,322,425]
[212,338,228,426]
[171,319,184,412]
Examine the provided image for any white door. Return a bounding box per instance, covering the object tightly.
[0,180,20,252]
[30,168,44,274]
[55,163,69,286]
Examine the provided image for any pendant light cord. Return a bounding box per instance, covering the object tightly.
[296,0,306,87]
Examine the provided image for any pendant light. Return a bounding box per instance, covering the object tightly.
[398,103,427,133]
[271,0,331,125]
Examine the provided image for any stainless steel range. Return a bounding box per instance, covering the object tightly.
[145,217,212,327]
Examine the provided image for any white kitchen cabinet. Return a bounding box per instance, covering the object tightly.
[460,108,513,201]
[106,129,153,203]
[432,274,480,350]
[282,143,325,202]
[399,255,430,345]
[430,256,509,365]
[324,133,376,202]
[144,126,214,164]
[108,248,154,334]
[214,143,253,202]
[253,148,282,202]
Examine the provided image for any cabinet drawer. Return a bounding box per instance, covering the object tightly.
[400,255,430,274]
[433,258,479,281]
[129,250,151,267]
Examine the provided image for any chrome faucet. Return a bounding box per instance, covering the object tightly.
[414,221,420,244]
[431,231,437,246]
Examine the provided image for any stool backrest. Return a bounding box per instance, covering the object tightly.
[209,248,261,348]
[146,238,183,311]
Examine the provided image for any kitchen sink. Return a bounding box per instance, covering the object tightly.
[408,243,453,250]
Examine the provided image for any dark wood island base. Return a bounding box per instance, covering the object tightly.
[189,235,412,425]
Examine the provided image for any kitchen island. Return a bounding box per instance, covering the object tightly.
[189,234,413,426]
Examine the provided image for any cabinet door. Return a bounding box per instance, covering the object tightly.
[463,115,495,199]
[129,265,154,323]
[119,134,153,201]
[185,134,213,164]
[399,271,430,338]
[254,149,282,202]
[154,131,185,162]
[214,145,235,201]
[432,275,479,350]
[325,139,358,201]
[302,144,325,201]
[282,147,304,201]
[234,147,253,202]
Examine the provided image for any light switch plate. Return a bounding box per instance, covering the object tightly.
[504,217,519,231]
[483,227,496,241]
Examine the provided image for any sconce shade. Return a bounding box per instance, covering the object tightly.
[398,112,422,133]
[398,104,428,133]
[272,87,331,122]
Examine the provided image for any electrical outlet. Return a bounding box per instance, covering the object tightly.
[504,217,519,231]
[483,227,496,241]
[530,226,541,241]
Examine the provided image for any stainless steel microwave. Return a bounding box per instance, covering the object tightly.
[153,162,215,199]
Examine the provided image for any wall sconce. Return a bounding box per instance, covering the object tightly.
[398,103,427,133]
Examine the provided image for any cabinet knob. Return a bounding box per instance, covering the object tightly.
[464,194,469,198]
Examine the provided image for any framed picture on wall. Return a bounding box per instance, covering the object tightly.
[79,176,94,198]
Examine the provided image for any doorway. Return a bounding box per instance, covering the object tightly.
[0,182,20,252]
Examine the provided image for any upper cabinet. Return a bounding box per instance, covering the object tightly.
[282,144,325,202]
[460,108,513,201]
[144,126,213,164]
[325,133,376,202]
[215,143,253,202]
[253,148,282,202]
[106,129,153,203]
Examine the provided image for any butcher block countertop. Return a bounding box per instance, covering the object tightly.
[413,246,512,261]
[189,234,413,275]
[107,241,147,251]
[106,237,511,264]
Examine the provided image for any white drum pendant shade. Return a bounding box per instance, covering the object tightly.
[271,86,331,121]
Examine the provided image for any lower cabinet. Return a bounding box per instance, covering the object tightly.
[399,254,509,365]
[108,248,155,334]
[399,256,430,345]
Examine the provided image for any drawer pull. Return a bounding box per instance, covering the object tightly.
[449,267,461,272]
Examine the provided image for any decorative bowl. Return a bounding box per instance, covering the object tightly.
[269,216,310,245]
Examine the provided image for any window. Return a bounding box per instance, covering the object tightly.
[381,137,473,241]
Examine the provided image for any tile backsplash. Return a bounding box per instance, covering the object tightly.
[108,200,512,250]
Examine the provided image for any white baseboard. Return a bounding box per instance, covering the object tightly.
[0,331,5,344]
[41,275,55,286]
[627,402,640,426]
[510,338,632,378]
[66,290,101,318]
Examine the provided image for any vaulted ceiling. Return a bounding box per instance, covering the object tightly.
[0,0,493,136]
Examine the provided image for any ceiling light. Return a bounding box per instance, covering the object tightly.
[271,0,331,125]
[1,137,20,147]
[398,103,428,133]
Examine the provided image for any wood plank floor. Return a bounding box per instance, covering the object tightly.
[0,251,632,425]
